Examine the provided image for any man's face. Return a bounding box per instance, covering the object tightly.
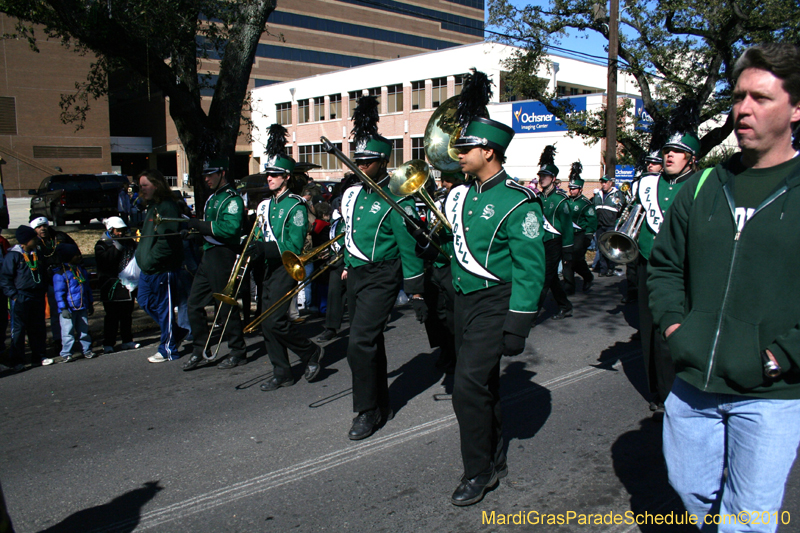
[733,67,800,156]
[662,148,692,176]
[139,177,156,201]
[600,180,613,192]
[356,158,383,180]
[537,173,554,191]
[646,162,663,174]
[34,225,48,239]
[266,173,287,192]
[204,171,224,191]
[111,227,125,237]
[568,187,582,198]
[441,179,456,192]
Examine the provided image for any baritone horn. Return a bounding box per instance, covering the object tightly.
[388,160,452,232]
[282,233,344,282]
[597,204,644,264]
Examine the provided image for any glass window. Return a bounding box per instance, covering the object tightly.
[387,84,403,113]
[276,102,291,125]
[329,94,342,120]
[313,97,325,121]
[367,87,381,109]
[411,137,425,161]
[411,80,425,110]
[431,77,447,108]
[453,75,465,97]
[388,138,404,169]
[297,99,310,123]
[349,91,360,118]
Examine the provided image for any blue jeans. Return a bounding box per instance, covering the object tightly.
[664,378,800,532]
[137,271,186,359]
[59,308,91,357]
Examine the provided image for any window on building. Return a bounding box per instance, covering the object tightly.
[453,75,465,97]
[329,94,342,120]
[298,143,341,170]
[431,77,447,108]
[276,102,291,125]
[313,97,325,121]
[349,91,360,118]
[367,87,381,110]
[411,80,425,110]
[388,139,404,169]
[297,99,310,123]
[411,137,425,161]
[387,84,403,113]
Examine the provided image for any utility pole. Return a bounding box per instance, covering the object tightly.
[605,0,619,181]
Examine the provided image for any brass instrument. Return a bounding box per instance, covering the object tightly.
[598,204,644,264]
[152,211,188,228]
[423,96,467,173]
[320,136,448,256]
[282,234,344,282]
[244,251,344,333]
[109,230,196,240]
[203,216,262,360]
[388,159,452,232]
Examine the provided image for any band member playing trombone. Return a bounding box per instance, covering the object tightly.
[256,125,322,391]
[440,71,545,506]
[343,96,426,440]
[182,158,248,371]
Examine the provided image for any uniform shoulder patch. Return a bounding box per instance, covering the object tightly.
[522,211,541,239]
[292,209,305,227]
[505,179,537,200]
[228,201,239,214]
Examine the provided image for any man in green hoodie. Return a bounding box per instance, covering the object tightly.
[648,43,800,530]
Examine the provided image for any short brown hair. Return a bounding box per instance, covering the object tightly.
[137,169,171,204]
[733,43,800,105]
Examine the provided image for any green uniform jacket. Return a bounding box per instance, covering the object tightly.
[540,187,574,252]
[444,170,546,337]
[135,199,184,274]
[255,190,308,257]
[201,184,245,250]
[648,155,800,399]
[567,195,597,234]
[340,175,425,294]
[635,171,691,261]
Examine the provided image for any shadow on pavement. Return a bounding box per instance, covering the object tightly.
[594,339,650,401]
[38,481,162,533]
[501,361,552,456]
[612,418,695,532]
[388,350,443,416]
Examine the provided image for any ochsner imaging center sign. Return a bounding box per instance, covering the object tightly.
[512,97,587,133]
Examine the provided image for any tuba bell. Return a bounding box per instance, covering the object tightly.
[597,204,644,264]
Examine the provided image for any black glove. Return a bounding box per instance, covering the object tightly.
[180,229,191,240]
[410,297,428,323]
[405,218,431,248]
[61,309,72,319]
[502,333,526,356]
[186,217,213,236]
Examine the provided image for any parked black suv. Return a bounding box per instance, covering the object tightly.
[29,174,119,226]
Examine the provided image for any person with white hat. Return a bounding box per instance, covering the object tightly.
[95,217,141,354]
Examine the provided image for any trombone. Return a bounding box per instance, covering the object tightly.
[388,159,452,233]
[320,136,448,257]
[202,215,262,360]
[243,235,344,333]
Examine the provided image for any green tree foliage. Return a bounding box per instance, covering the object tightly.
[0,0,277,197]
[488,0,800,163]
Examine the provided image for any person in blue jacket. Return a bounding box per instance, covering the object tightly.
[51,243,95,363]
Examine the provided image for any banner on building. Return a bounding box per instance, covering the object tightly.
[512,97,587,134]
[615,165,636,181]
[634,98,654,132]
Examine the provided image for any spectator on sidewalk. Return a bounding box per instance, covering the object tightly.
[0,226,47,371]
[51,244,95,363]
[95,217,141,354]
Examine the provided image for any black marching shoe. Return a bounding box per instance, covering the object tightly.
[552,309,573,320]
[183,352,204,371]
[304,346,323,382]
[582,279,593,292]
[260,375,294,391]
[315,328,337,342]
[217,354,248,369]
[451,470,499,506]
[348,408,382,441]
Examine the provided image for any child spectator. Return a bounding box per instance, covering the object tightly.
[95,217,140,354]
[52,243,95,363]
[0,226,47,370]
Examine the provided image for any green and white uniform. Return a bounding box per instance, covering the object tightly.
[255,190,308,257]
[201,184,245,250]
[567,195,598,235]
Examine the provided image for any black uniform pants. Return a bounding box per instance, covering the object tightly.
[637,257,675,404]
[103,300,134,346]
[423,264,456,362]
[325,259,346,331]
[346,259,402,414]
[259,263,318,381]
[562,231,593,293]
[595,224,617,274]
[9,292,47,366]
[187,246,246,358]
[453,283,510,479]
[538,238,572,313]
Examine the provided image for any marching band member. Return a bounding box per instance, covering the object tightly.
[255,125,323,391]
[563,163,597,295]
[182,158,247,370]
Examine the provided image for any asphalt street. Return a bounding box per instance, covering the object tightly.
[2,267,800,532]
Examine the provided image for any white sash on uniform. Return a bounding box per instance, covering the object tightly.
[637,174,664,234]
[341,185,370,262]
[444,186,501,282]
